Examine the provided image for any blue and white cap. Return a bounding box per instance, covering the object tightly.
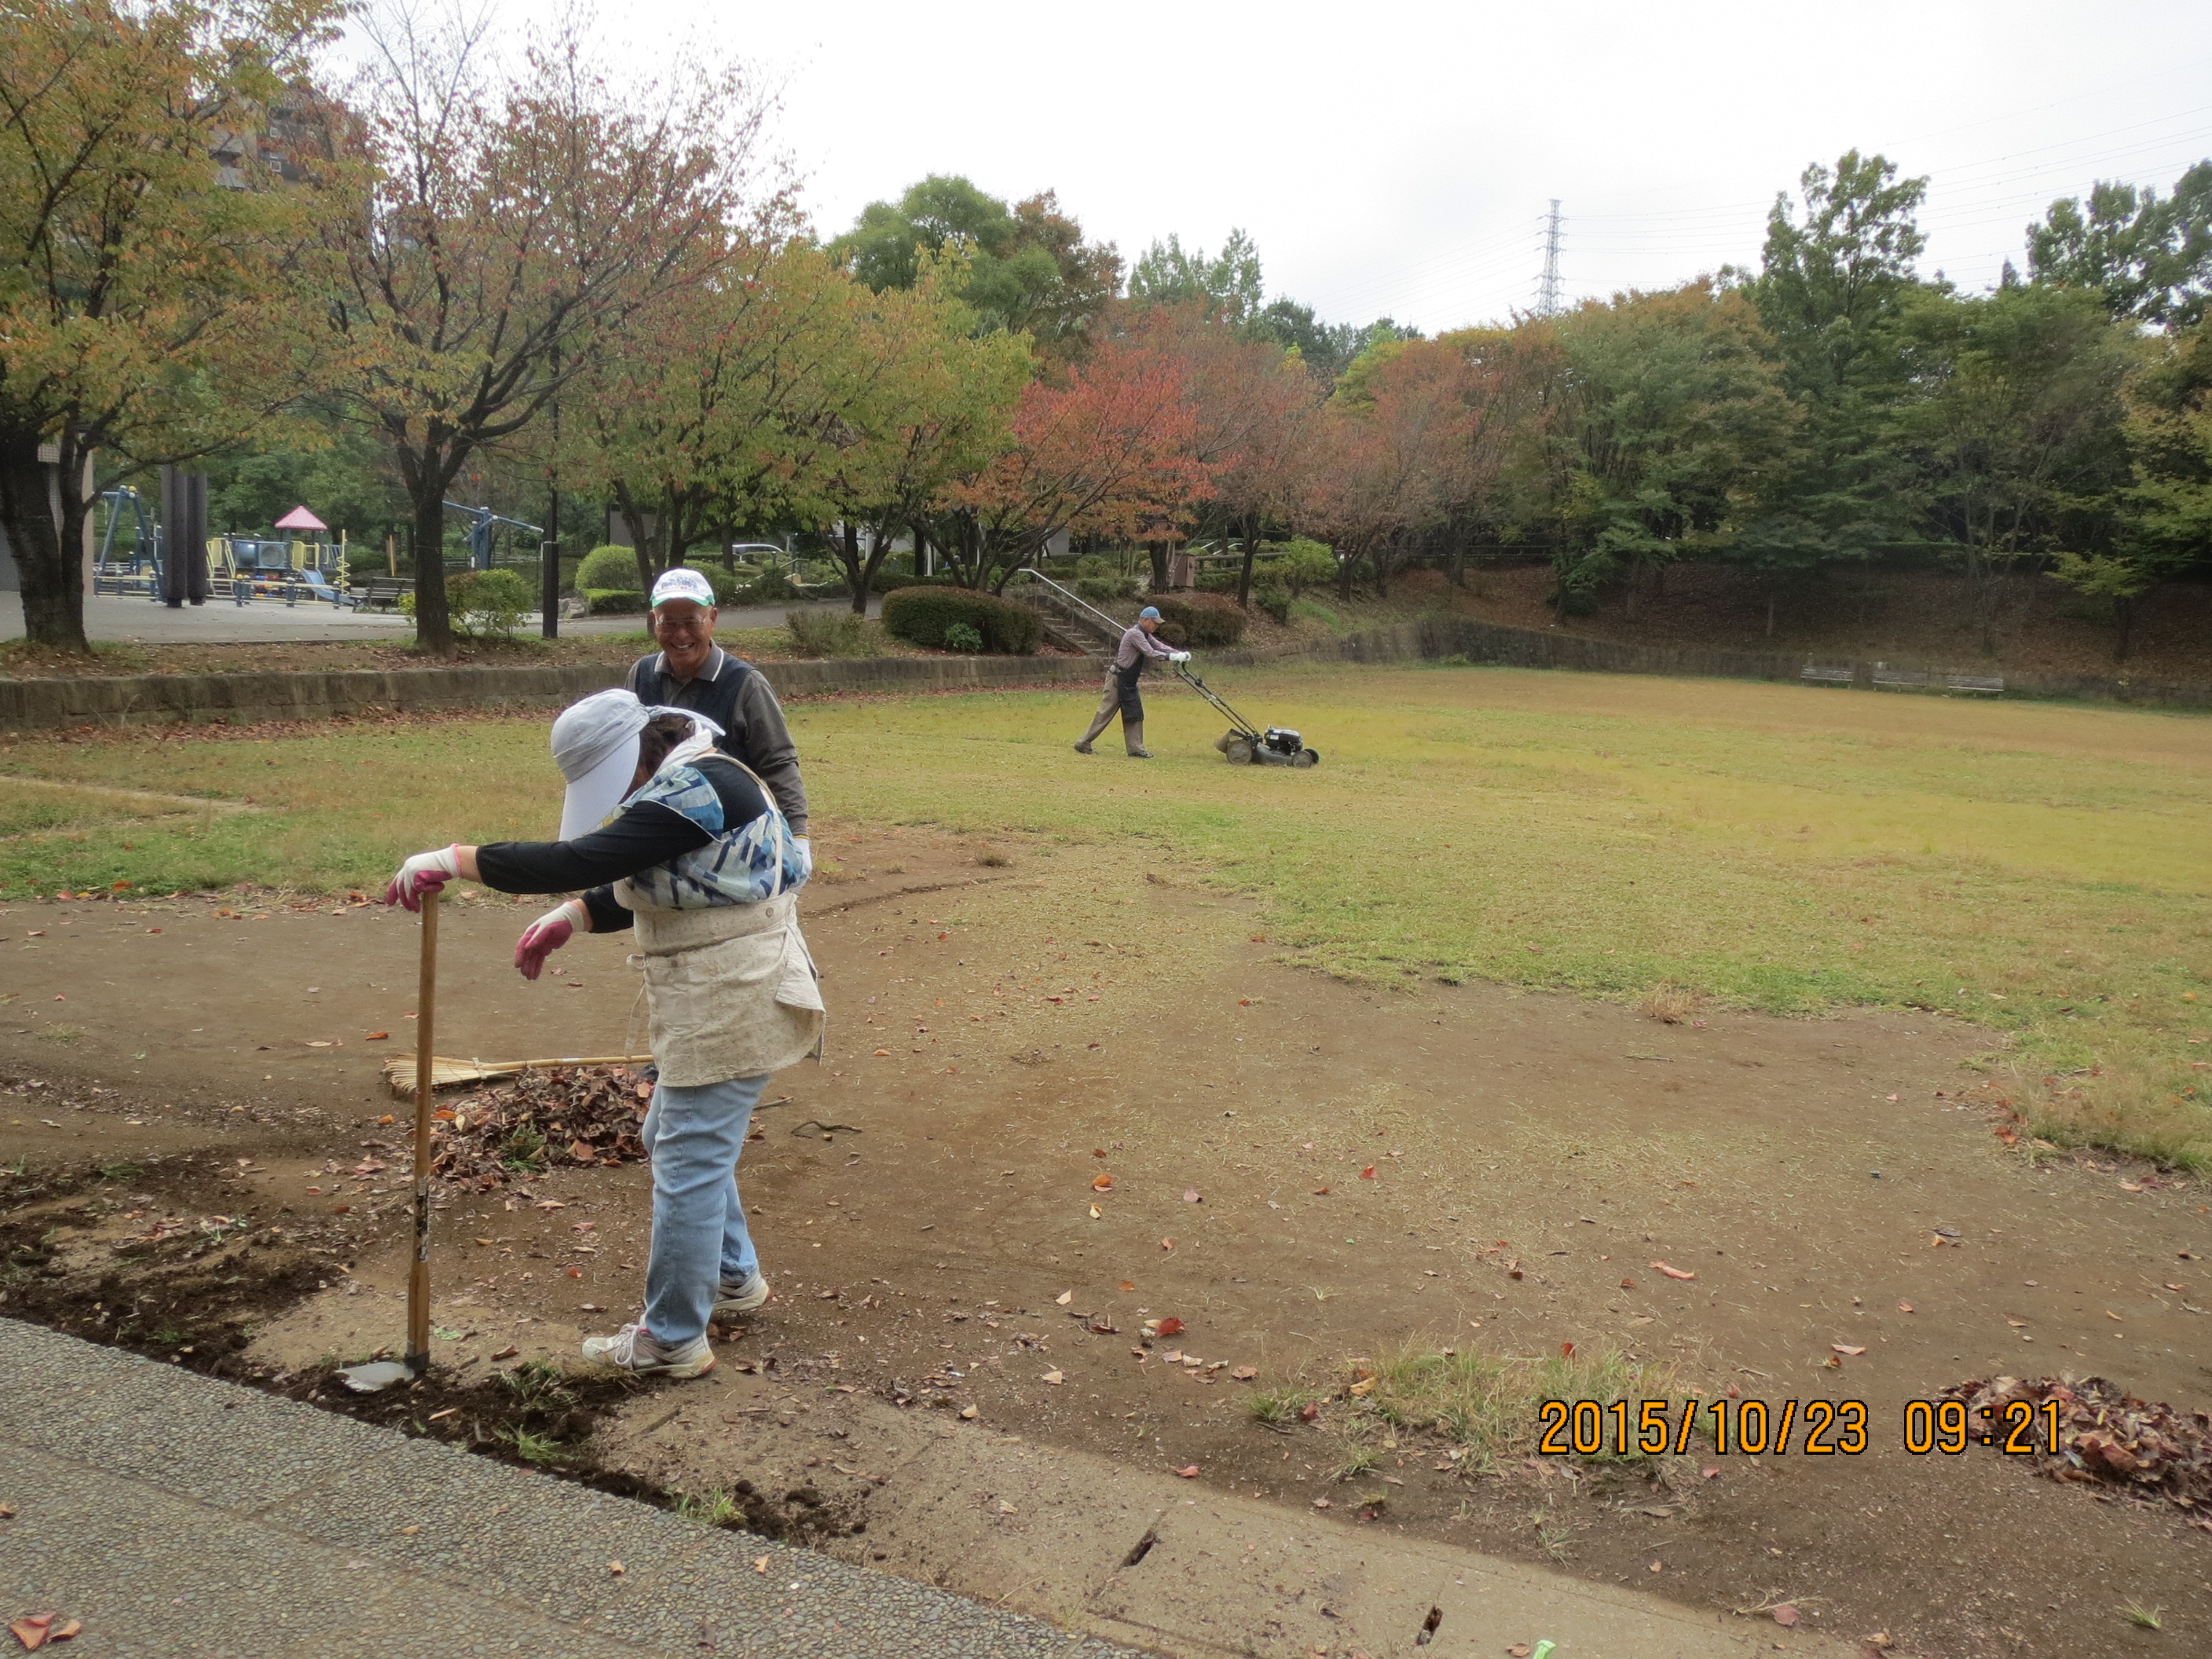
[650,567,716,609]
[1138,606,1162,620]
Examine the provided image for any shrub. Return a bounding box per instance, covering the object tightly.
[1193,568,1241,595]
[1265,537,1339,595]
[733,567,800,606]
[1254,580,1291,624]
[880,586,1040,654]
[943,621,984,653]
[445,568,533,639]
[1075,574,1139,602]
[786,609,869,657]
[1153,594,1247,648]
[576,544,645,592]
[586,588,647,615]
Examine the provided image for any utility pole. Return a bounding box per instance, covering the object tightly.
[1536,199,1564,318]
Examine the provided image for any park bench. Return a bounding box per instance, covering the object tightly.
[1800,663,1855,686]
[349,577,414,611]
[1945,672,2004,694]
[1871,665,1930,689]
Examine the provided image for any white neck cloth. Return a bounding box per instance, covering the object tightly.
[550,688,724,840]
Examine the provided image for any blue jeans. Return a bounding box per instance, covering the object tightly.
[639,1072,768,1346]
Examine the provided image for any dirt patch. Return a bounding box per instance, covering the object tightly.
[4,827,2210,1657]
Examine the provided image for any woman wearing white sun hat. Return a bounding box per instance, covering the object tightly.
[384,687,821,1378]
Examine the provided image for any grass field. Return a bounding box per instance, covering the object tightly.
[2,661,2205,1164]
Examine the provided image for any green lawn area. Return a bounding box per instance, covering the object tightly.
[3,661,2206,1165]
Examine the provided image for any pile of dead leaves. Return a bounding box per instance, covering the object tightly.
[429,1065,650,1192]
[1944,1374,2212,1507]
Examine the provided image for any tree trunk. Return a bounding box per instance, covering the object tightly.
[1624,557,1640,622]
[412,482,455,654]
[1764,585,1777,638]
[1338,551,1356,602]
[0,432,89,653]
[844,521,869,615]
[2113,595,2133,663]
[1236,515,1259,609]
[1148,541,1169,595]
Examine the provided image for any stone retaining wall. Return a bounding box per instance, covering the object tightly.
[2,617,2203,735]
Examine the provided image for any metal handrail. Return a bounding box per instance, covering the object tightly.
[1016,569,1127,639]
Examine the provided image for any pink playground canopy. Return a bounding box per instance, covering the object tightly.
[273,505,327,531]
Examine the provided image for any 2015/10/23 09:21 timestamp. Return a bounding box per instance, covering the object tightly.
[1536,1398,2065,1457]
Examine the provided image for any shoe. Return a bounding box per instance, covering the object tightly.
[579,1322,714,1377]
[712,1272,771,1318]
[1072,741,1094,754]
[1126,749,1152,759]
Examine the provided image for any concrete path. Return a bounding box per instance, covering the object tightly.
[2,594,880,646]
[0,1319,1126,1659]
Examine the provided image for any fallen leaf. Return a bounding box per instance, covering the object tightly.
[1055,1290,1073,1305]
[1174,1464,1199,1478]
[489,1345,519,1361]
[607,1562,624,1576]
[2121,1181,2146,1192]
[753,1556,770,1574]
[1182,1188,1202,1203]
[1313,1185,1331,1196]
[1232,1366,1257,1380]
[1560,1341,1577,1358]
[995,1500,1016,1514]
[1359,1166,1376,1179]
[1822,1354,1842,1369]
[1042,1370,1064,1385]
[1298,1401,1320,1423]
[1092,1174,1114,1191]
[2006,1318,2027,1328]
[1701,1465,1720,1479]
[1651,1262,1696,1280]
[1160,1238,1174,1251]
[959,1404,979,1419]
[1832,1343,1867,1356]
[1620,1277,1635,1288]
[1089,1205,1101,1218]
[365,1031,390,1041]
[46,1624,76,1643]
[873,1049,891,1056]
[1118,1280,1136,1291]
[9,1615,53,1651]
[306,1040,333,1048]
[1155,1316,1185,1336]
[1312,1496,1331,1509]
[1897,1301,1914,1313]
[1508,1646,1534,1658]
[1771,1605,1800,1628]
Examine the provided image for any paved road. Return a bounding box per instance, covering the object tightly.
[1,594,880,646]
[0,1317,1126,1658]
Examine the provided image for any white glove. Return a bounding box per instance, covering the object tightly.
[385,845,460,911]
[1169,650,1192,664]
[791,836,813,880]
[515,898,587,980]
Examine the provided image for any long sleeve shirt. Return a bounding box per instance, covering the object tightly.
[1112,624,1175,672]
[476,758,774,934]
[625,646,809,836]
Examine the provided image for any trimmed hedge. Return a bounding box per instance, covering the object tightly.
[586,588,647,614]
[1155,595,1247,648]
[880,586,1040,654]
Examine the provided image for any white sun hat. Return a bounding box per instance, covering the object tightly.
[550,689,727,840]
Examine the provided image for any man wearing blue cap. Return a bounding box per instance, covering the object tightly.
[1074,606,1189,759]
[626,567,809,844]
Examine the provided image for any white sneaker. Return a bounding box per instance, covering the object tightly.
[713,1273,771,1318]
[579,1323,714,1378]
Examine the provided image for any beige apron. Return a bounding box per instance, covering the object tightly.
[615,887,823,1086]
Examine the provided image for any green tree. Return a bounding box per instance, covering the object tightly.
[203,421,402,540]
[833,176,1119,360]
[1127,228,1263,324]
[2097,311,2212,656]
[1552,283,1798,623]
[1247,298,1416,383]
[1741,150,1933,608]
[1899,284,2137,654]
[2027,161,2212,328]
[0,0,342,651]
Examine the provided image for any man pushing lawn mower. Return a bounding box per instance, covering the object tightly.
[384,687,821,1379]
[1074,605,1189,759]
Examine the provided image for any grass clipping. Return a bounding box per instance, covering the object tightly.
[1267,1341,1683,1478]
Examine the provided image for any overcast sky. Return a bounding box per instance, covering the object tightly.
[562,1,2211,334]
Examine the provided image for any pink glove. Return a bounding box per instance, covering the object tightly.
[385,845,460,911]
[515,899,587,980]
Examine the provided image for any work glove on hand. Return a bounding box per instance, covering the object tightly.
[515,898,587,981]
[1168,650,1192,665]
[791,836,814,881]
[385,845,460,911]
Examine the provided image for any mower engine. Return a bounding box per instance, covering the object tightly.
[1261,726,1303,757]
[1217,724,1320,767]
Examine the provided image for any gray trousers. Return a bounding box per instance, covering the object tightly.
[1079,665,1144,750]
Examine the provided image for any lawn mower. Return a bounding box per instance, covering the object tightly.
[1177,662,1319,768]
